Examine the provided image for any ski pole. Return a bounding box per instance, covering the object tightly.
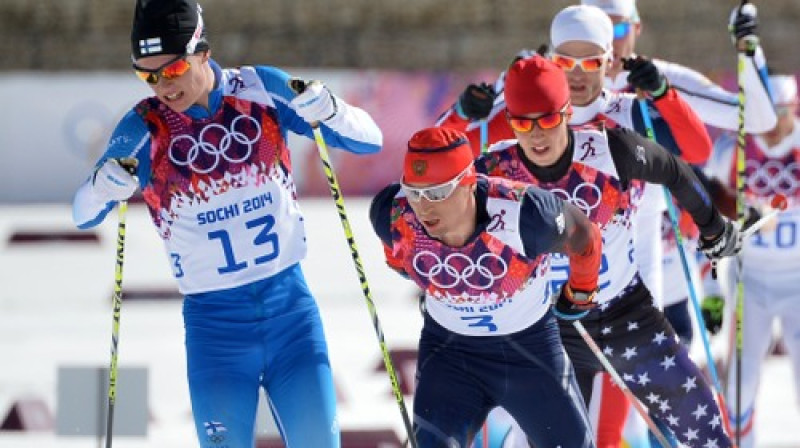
[478,117,490,448]
[479,119,488,154]
[741,194,788,239]
[104,199,128,448]
[733,2,757,443]
[572,320,674,448]
[634,93,736,440]
[289,79,418,448]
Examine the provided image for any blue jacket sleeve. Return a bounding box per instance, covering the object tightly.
[369,184,400,247]
[518,187,566,257]
[72,109,151,229]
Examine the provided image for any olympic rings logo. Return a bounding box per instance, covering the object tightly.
[550,182,603,215]
[413,250,508,290]
[747,160,800,196]
[169,114,261,174]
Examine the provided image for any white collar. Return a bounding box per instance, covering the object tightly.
[605,71,630,92]
[571,90,611,125]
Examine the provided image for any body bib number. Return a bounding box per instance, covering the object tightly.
[751,221,797,249]
[208,213,281,274]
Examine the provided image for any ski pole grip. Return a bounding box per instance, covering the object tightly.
[289,78,308,95]
[116,157,139,176]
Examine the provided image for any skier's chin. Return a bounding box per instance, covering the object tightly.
[421,218,442,234]
[161,92,192,113]
[525,145,558,165]
[529,145,550,155]
[569,86,593,106]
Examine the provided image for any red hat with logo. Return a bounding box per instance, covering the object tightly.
[403,127,476,185]
[504,56,571,116]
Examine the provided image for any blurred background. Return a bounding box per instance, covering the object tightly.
[1,0,799,447]
[2,0,800,204]
[1,0,799,71]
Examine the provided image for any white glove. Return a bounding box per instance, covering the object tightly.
[92,159,138,202]
[289,81,338,125]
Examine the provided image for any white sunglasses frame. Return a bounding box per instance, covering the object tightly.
[551,50,612,72]
[401,166,473,203]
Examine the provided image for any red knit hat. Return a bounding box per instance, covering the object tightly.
[403,127,476,185]
[504,56,571,116]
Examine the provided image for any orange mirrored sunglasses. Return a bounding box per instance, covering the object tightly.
[506,109,567,133]
[551,52,609,72]
[132,54,191,85]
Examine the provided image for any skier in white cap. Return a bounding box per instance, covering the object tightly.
[583,0,775,134]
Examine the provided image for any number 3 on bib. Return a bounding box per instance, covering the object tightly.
[462,315,498,332]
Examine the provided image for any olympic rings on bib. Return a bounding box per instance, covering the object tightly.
[412,250,508,290]
[169,115,262,174]
[747,160,800,197]
[550,182,603,215]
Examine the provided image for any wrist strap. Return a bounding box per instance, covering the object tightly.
[564,284,597,305]
[454,101,468,120]
[650,81,668,100]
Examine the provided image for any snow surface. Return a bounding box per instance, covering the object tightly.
[0,199,798,447]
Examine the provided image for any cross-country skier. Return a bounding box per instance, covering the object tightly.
[704,73,800,448]
[436,4,716,444]
[478,54,741,447]
[370,126,603,447]
[71,1,382,446]
[583,0,776,347]
[547,5,716,445]
[579,2,777,443]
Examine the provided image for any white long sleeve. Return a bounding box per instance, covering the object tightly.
[606,48,777,133]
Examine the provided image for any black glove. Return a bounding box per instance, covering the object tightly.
[729,3,758,42]
[552,284,598,321]
[624,56,668,99]
[456,82,497,121]
[701,295,725,335]
[698,218,742,260]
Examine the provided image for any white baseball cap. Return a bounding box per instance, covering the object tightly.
[551,5,614,53]
[582,0,640,23]
[769,75,799,106]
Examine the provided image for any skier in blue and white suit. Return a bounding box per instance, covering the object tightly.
[72,1,382,447]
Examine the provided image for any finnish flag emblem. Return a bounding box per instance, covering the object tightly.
[204,420,227,435]
[139,37,162,55]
